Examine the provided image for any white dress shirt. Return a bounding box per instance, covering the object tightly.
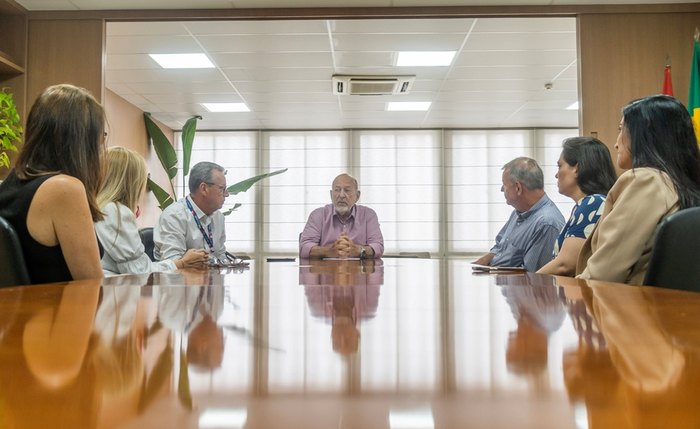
[154,282,225,333]
[154,195,227,262]
[95,202,176,275]
[93,283,141,341]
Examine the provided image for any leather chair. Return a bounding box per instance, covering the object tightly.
[139,227,156,262]
[0,216,31,286]
[644,207,700,291]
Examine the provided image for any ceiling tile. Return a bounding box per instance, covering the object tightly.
[448,65,575,80]
[211,52,333,68]
[464,33,576,52]
[184,19,328,35]
[197,34,332,52]
[329,18,475,34]
[106,35,201,54]
[332,33,467,51]
[454,50,576,67]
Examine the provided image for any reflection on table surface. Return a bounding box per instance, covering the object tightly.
[2,258,700,428]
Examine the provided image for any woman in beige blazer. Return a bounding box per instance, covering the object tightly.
[576,95,700,284]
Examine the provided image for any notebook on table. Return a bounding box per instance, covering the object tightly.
[471,264,527,273]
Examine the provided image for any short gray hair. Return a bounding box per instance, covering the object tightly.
[502,157,544,190]
[189,161,226,193]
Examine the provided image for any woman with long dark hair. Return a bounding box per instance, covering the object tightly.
[576,95,700,284]
[0,84,106,284]
[538,137,617,276]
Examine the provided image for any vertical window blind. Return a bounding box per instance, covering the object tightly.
[175,128,576,256]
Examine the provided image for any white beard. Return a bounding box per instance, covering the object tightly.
[335,205,351,217]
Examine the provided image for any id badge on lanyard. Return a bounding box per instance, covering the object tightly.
[185,197,214,253]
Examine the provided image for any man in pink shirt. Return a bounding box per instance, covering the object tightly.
[299,174,384,259]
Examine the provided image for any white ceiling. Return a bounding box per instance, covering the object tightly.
[13,0,700,131]
[104,17,578,130]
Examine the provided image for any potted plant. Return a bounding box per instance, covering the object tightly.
[0,88,23,170]
[144,112,286,214]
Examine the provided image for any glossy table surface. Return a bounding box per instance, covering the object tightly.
[1,257,699,429]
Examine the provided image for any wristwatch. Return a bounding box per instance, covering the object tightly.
[359,246,367,259]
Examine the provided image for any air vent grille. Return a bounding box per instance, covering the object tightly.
[332,75,416,96]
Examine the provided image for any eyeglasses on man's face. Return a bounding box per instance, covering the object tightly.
[206,182,228,194]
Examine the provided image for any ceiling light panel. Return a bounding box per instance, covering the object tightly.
[202,103,250,112]
[149,53,214,68]
[396,51,456,67]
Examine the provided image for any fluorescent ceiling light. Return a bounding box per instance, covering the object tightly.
[202,103,250,112]
[387,101,431,111]
[566,101,579,110]
[397,51,456,67]
[149,53,214,69]
[199,408,247,429]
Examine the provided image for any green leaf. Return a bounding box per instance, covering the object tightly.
[181,115,201,177]
[138,342,173,413]
[0,87,22,155]
[147,177,175,210]
[177,349,193,410]
[0,152,9,169]
[222,203,242,216]
[227,168,288,195]
[144,112,178,180]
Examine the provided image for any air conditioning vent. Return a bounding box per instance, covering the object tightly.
[332,75,416,96]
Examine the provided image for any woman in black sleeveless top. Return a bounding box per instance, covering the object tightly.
[0,84,105,285]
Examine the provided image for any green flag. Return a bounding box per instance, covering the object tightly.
[689,38,700,145]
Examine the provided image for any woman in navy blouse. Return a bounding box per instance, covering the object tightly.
[538,137,617,276]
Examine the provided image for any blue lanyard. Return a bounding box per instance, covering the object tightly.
[185,197,214,252]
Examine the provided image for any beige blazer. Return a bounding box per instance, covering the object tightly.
[576,168,679,285]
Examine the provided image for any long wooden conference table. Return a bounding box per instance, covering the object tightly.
[0,257,698,428]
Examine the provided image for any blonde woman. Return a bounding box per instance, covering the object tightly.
[95,147,207,275]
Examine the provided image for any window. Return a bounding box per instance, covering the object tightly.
[356,130,442,254]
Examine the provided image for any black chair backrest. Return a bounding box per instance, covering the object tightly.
[644,207,700,291]
[0,216,31,287]
[139,227,155,262]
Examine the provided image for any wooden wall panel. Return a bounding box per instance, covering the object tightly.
[26,19,103,107]
[104,89,175,228]
[579,12,700,169]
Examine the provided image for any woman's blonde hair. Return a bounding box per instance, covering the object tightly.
[97,146,147,212]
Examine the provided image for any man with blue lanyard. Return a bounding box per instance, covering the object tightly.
[154,162,228,266]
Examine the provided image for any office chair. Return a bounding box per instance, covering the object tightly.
[0,216,31,287]
[644,207,700,291]
[139,227,156,262]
